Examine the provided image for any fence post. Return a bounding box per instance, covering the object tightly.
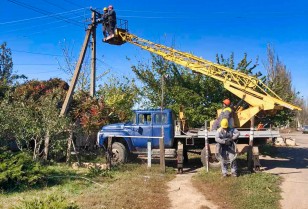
[248,116,255,172]
[107,136,112,170]
[204,121,209,172]
[159,136,165,173]
[147,138,152,168]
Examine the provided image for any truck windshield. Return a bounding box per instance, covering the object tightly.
[138,113,152,124]
[130,114,136,124]
[154,113,167,124]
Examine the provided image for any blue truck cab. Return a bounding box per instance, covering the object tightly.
[97,109,175,163]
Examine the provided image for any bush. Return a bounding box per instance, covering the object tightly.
[14,194,79,209]
[0,151,46,191]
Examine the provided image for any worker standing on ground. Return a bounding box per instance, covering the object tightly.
[107,5,117,35]
[215,119,239,177]
[101,7,109,39]
[211,98,234,130]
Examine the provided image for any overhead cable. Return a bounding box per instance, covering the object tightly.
[7,0,84,27]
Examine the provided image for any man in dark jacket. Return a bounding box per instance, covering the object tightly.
[211,98,234,130]
[101,7,109,38]
[215,118,239,177]
[107,5,117,35]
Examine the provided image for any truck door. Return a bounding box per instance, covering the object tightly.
[131,113,153,148]
[152,112,173,148]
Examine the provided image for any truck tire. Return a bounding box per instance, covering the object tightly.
[201,147,221,168]
[111,142,128,165]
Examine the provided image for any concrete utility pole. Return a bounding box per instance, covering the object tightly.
[90,11,97,97]
[60,9,99,116]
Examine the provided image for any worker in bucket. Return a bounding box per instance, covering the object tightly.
[101,7,109,39]
[211,98,234,130]
[107,5,117,35]
[215,118,240,177]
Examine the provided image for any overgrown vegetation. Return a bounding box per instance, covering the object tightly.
[13,194,79,209]
[131,53,260,127]
[192,155,281,209]
[0,150,77,192]
[1,164,175,209]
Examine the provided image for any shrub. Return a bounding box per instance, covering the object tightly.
[14,194,79,209]
[0,151,46,191]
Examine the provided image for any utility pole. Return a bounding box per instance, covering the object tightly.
[60,9,99,116]
[160,74,165,173]
[90,10,97,97]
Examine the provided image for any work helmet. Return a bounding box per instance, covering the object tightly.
[108,5,113,9]
[103,7,108,11]
[220,118,229,129]
[223,98,231,106]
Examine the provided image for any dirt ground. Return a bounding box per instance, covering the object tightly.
[260,132,308,209]
[166,157,218,209]
[167,167,218,209]
[166,132,308,209]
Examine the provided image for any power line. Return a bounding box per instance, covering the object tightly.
[7,0,84,27]
[14,64,58,66]
[18,69,63,74]
[2,14,86,34]
[0,8,87,25]
[11,50,62,57]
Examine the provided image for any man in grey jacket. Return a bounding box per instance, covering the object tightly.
[215,118,240,177]
[107,5,116,35]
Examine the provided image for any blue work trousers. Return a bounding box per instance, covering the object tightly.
[220,145,237,175]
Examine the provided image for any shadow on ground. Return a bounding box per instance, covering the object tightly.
[260,146,308,172]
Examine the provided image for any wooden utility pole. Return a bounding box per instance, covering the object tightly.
[60,9,99,116]
[90,11,97,97]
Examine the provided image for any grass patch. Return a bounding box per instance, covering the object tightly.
[73,164,175,209]
[13,194,79,209]
[192,158,281,209]
[1,163,175,209]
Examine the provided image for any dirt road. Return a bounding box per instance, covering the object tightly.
[167,168,218,209]
[260,132,308,209]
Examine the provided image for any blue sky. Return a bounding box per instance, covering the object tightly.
[0,0,307,99]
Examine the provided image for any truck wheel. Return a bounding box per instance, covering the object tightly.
[201,147,221,168]
[111,142,128,165]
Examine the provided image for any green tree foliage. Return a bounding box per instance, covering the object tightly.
[132,53,259,127]
[297,97,308,126]
[0,42,26,98]
[0,78,70,159]
[265,45,298,126]
[0,151,45,191]
[97,76,140,123]
[216,52,261,104]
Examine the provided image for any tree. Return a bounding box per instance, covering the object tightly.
[0,42,26,98]
[216,52,262,104]
[264,44,298,126]
[97,75,140,123]
[57,40,109,91]
[296,97,308,126]
[132,52,259,127]
[0,78,70,160]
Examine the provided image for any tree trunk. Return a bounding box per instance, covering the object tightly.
[43,129,50,160]
[33,139,37,160]
[66,128,73,164]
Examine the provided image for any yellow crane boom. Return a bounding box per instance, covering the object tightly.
[104,28,301,127]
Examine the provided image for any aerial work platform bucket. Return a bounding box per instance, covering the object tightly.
[103,19,128,45]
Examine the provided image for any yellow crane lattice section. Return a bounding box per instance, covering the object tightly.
[109,29,301,126]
